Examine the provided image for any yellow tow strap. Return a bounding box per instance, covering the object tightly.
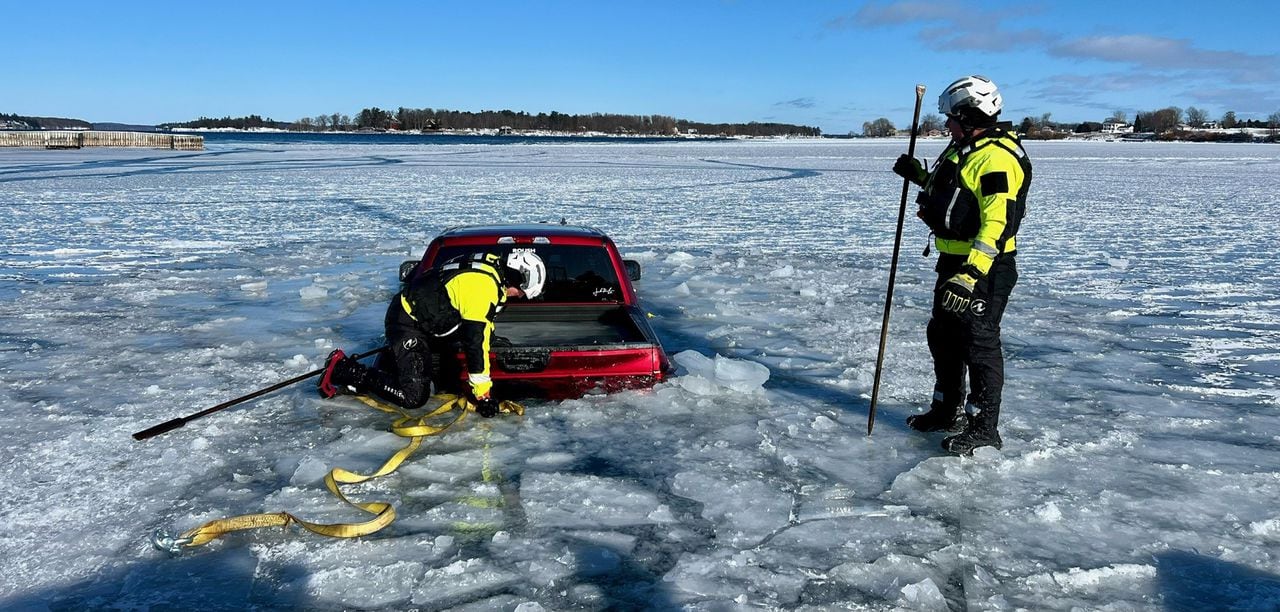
[165,393,524,550]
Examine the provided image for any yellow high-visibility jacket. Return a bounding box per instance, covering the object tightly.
[916,126,1032,276]
[400,254,508,398]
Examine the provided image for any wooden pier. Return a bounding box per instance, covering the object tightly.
[0,131,203,150]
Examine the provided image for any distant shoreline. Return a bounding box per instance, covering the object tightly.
[5,128,1273,149]
[172,127,1280,144]
[169,126,791,140]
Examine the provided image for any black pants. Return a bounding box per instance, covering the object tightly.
[362,301,460,409]
[927,253,1017,420]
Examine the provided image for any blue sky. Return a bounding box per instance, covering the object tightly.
[5,1,1278,134]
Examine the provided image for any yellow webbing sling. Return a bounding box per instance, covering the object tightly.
[158,394,524,551]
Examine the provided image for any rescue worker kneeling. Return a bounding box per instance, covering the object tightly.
[318,251,547,417]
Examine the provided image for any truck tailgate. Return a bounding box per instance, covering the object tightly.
[487,305,667,397]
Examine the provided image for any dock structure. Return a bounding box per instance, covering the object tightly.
[0,131,204,150]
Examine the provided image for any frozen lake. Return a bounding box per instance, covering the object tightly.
[2,137,1279,610]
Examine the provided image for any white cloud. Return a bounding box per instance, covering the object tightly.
[774,97,817,109]
[918,25,1053,52]
[1180,86,1280,116]
[833,0,1053,51]
[849,0,972,27]
[1029,69,1280,118]
[1050,34,1278,80]
[841,2,1276,82]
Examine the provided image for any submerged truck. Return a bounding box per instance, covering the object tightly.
[400,223,673,399]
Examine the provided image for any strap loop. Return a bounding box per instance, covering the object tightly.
[154,394,524,552]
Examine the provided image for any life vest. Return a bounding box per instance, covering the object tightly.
[399,253,506,336]
[916,126,1031,253]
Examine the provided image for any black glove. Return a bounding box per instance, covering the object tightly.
[473,396,499,418]
[939,269,978,314]
[893,154,927,186]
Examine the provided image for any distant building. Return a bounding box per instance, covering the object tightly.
[1102,120,1134,134]
[1201,120,1220,129]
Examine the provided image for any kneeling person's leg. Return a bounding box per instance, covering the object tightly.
[367,335,432,408]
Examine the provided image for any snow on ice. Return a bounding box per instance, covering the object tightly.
[1,138,1279,610]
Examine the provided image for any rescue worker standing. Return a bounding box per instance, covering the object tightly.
[319,251,546,418]
[893,75,1031,455]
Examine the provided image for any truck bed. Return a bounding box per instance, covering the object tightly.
[494,305,648,348]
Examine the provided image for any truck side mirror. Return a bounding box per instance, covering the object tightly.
[623,260,642,281]
[399,260,419,283]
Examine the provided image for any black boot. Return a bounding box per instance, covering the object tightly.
[907,402,968,433]
[318,349,369,398]
[941,405,1002,456]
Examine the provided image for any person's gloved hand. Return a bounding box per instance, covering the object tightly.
[893,154,927,186]
[472,394,500,418]
[939,268,979,314]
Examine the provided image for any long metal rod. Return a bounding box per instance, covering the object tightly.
[867,84,927,435]
[132,346,385,441]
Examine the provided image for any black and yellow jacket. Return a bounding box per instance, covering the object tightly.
[399,254,507,398]
[916,125,1031,276]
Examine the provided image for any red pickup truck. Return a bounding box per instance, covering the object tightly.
[400,223,673,400]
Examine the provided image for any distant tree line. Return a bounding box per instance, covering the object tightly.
[0,113,92,130]
[150,106,820,137]
[158,115,291,130]
[859,106,1280,143]
[288,106,820,137]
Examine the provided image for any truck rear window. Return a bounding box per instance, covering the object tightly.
[432,244,623,303]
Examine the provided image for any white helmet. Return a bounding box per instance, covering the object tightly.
[938,75,1003,124]
[505,249,546,299]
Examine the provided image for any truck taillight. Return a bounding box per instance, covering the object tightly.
[496,236,551,244]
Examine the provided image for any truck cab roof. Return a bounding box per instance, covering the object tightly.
[438,223,609,241]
